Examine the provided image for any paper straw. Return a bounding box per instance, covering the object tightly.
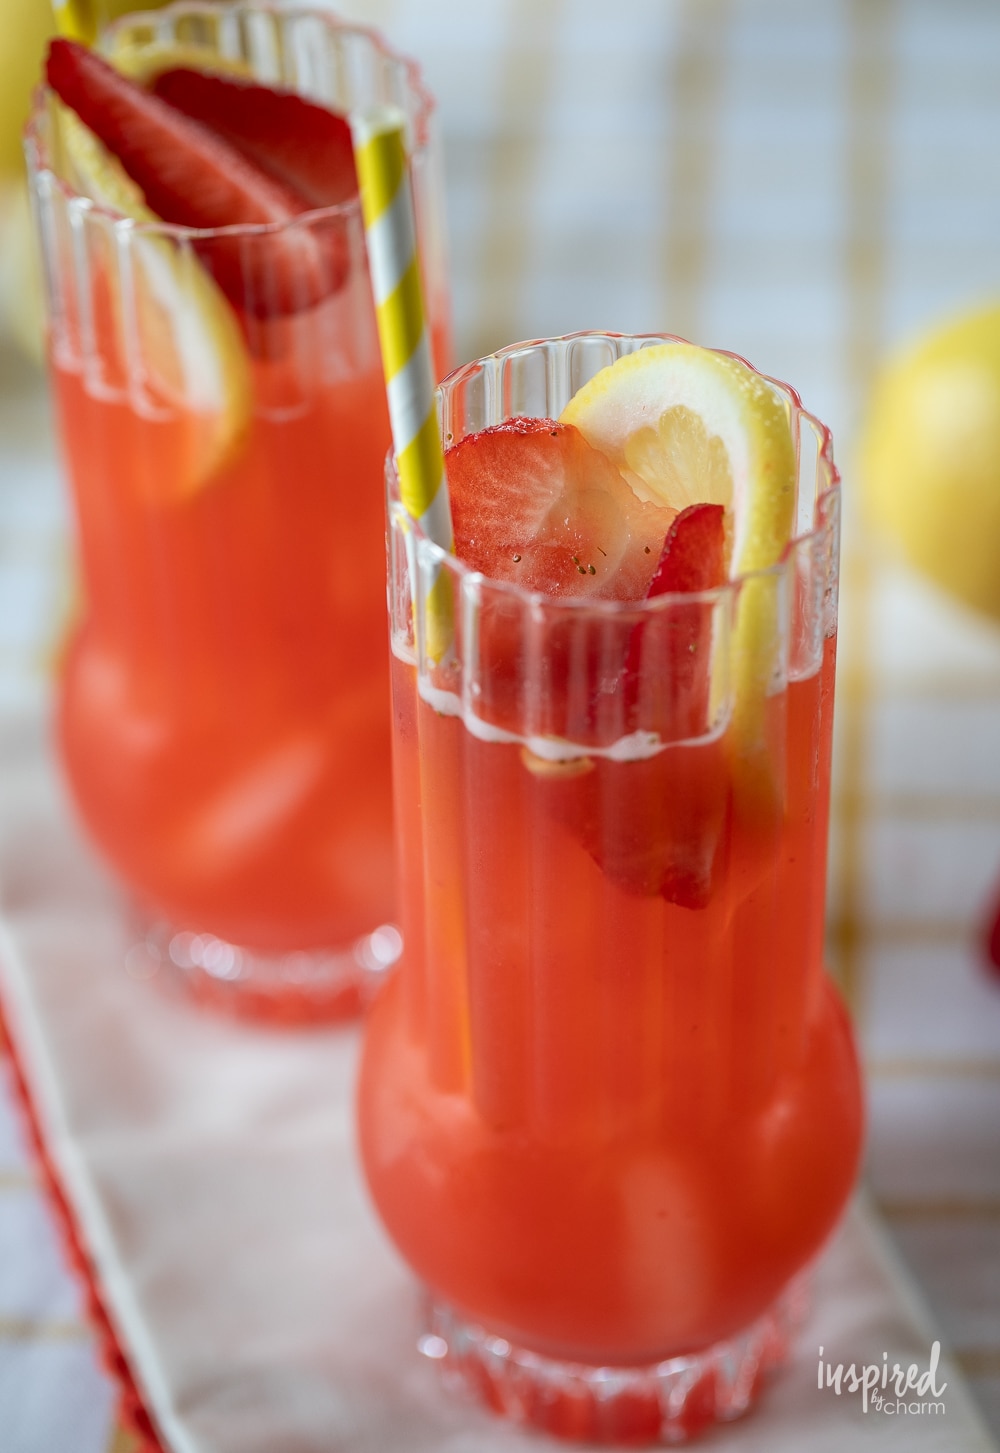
[52,0,98,42]
[352,105,453,659]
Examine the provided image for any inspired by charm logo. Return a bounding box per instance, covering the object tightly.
[818,1343,947,1416]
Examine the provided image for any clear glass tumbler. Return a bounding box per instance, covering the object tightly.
[359,334,863,1442]
[26,3,450,1021]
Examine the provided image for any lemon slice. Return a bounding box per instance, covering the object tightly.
[561,343,797,752]
[560,342,795,578]
[56,102,251,497]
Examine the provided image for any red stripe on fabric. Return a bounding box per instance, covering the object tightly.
[0,964,168,1453]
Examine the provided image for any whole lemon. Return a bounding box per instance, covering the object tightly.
[860,306,1000,623]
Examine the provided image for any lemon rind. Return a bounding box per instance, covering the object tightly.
[560,342,798,756]
[55,102,251,495]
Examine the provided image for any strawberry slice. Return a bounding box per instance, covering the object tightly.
[150,68,357,209]
[46,39,347,315]
[446,417,673,599]
[607,501,729,906]
[528,739,729,911]
[628,503,727,730]
[444,418,673,742]
[545,504,728,909]
[648,501,727,596]
[448,423,730,909]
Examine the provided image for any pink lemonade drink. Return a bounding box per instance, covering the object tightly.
[27,4,449,1019]
[359,335,863,1442]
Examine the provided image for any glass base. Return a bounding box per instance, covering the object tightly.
[419,1278,810,1445]
[125,909,402,1025]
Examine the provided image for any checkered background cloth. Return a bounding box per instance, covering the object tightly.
[1,1,1000,1448]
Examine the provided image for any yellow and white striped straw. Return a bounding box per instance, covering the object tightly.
[352,105,453,659]
[52,0,97,41]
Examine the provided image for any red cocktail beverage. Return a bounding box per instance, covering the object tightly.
[359,334,862,1441]
[52,319,396,950]
[27,3,449,1018]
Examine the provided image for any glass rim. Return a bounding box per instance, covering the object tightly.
[23,0,436,241]
[389,330,841,617]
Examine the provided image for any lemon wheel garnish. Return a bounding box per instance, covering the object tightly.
[56,102,251,499]
[560,342,798,747]
[560,343,795,577]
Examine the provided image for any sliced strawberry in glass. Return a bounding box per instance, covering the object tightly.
[551,503,725,909]
[626,502,727,730]
[534,502,731,910]
[448,419,730,909]
[46,39,348,316]
[526,737,730,911]
[444,418,672,742]
[150,68,357,209]
[447,417,672,599]
[648,501,727,596]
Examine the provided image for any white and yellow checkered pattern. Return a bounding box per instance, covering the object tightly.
[2,1,1000,1447]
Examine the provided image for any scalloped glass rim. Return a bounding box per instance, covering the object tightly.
[23,0,436,241]
[389,329,840,616]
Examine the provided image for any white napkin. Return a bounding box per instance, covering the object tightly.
[0,707,995,1453]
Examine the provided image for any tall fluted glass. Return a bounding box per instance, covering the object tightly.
[359,333,863,1442]
[26,2,450,1020]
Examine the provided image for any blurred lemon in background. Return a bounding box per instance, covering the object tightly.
[860,306,1000,624]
